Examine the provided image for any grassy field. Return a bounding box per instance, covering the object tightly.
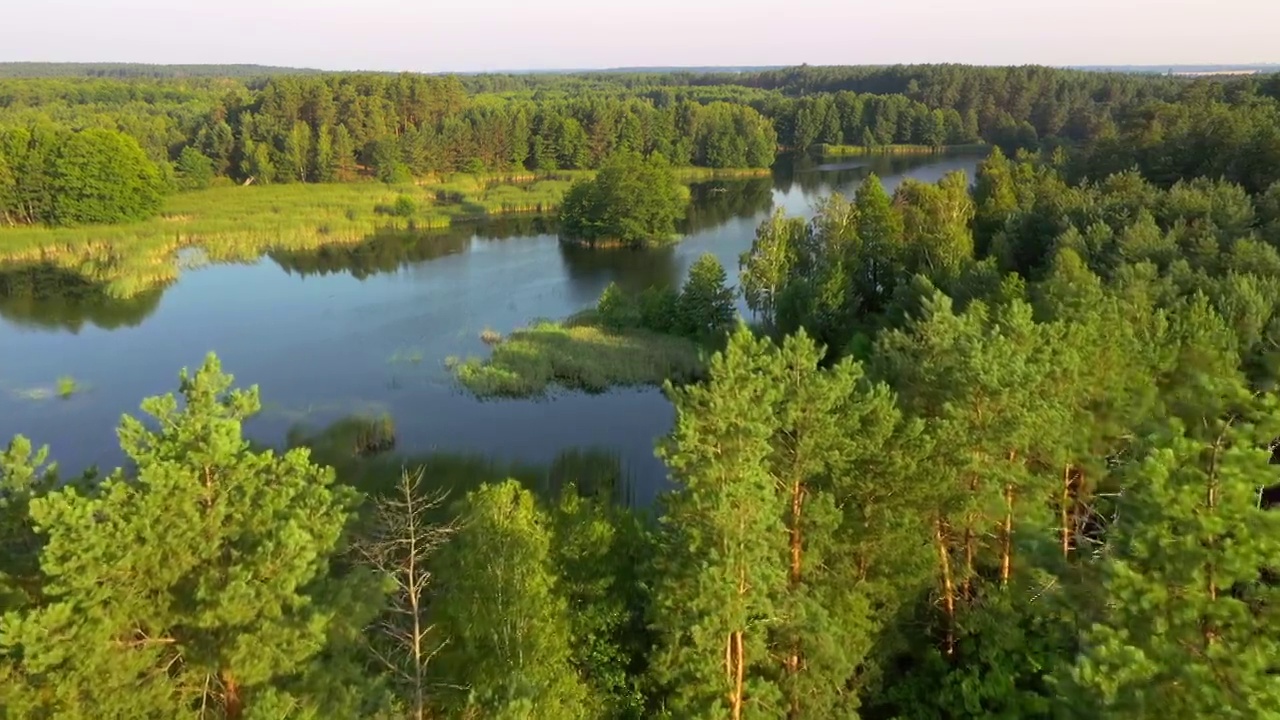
[448,311,707,398]
[814,143,988,157]
[0,167,768,298]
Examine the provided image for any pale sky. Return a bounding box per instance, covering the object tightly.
[3,0,1278,72]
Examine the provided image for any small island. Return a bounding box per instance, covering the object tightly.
[557,151,689,249]
[450,254,737,397]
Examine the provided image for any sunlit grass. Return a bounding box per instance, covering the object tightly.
[450,311,707,398]
[815,143,988,157]
[0,166,763,300]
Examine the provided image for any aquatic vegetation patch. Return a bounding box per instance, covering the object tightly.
[352,413,397,457]
[56,376,79,399]
[451,313,706,398]
[10,376,87,401]
[814,142,988,157]
[389,347,426,365]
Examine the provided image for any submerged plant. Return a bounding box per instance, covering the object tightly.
[353,414,397,457]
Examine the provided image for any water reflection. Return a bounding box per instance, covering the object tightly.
[290,414,639,510]
[0,263,165,331]
[558,243,682,295]
[682,177,776,234]
[269,227,471,280]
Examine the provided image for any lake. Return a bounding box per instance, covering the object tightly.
[0,153,982,503]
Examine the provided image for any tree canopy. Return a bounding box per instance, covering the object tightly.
[559,151,686,248]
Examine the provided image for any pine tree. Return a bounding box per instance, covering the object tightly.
[312,124,336,183]
[331,124,358,182]
[649,328,788,719]
[870,286,1079,717]
[0,437,59,613]
[764,331,890,719]
[1065,404,1280,718]
[0,354,380,719]
[676,254,735,341]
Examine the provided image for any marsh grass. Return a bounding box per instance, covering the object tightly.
[671,166,772,181]
[0,174,565,298]
[815,143,988,157]
[452,311,706,397]
[352,413,397,457]
[0,167,768,300]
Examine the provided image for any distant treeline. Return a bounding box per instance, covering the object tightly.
[0,62,323,79]
[3,65,1280,226]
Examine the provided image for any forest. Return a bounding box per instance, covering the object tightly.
[4,63,1280,718]
[3,64,1280,228]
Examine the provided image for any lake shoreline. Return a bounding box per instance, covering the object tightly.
[0,167,772,299]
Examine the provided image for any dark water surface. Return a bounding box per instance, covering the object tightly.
[0,154,981,502]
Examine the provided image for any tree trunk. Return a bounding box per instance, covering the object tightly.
[221,670,242,720]
[1060,464,1072,558]
[1205,433,1223,648]
[935,518,956,656]
[786,475,804,717]
[961,474,978,600]
[1001,483,1014,585]
[731,630,745,720]
[727,563,747,720]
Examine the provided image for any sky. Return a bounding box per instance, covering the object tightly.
[3,0,1279,72]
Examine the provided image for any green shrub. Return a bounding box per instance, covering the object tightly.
[596,282,639,330]
[638,286,680,334]
[392,194,417,217]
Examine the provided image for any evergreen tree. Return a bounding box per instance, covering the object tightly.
[676,254,736,341]
[649,329,788,719]
[0,355,380,719]
[331,124,358,182]
[312,124,336,183]
[1065,404,1280,718]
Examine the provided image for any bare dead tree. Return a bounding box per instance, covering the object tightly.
[355,467,455,720]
